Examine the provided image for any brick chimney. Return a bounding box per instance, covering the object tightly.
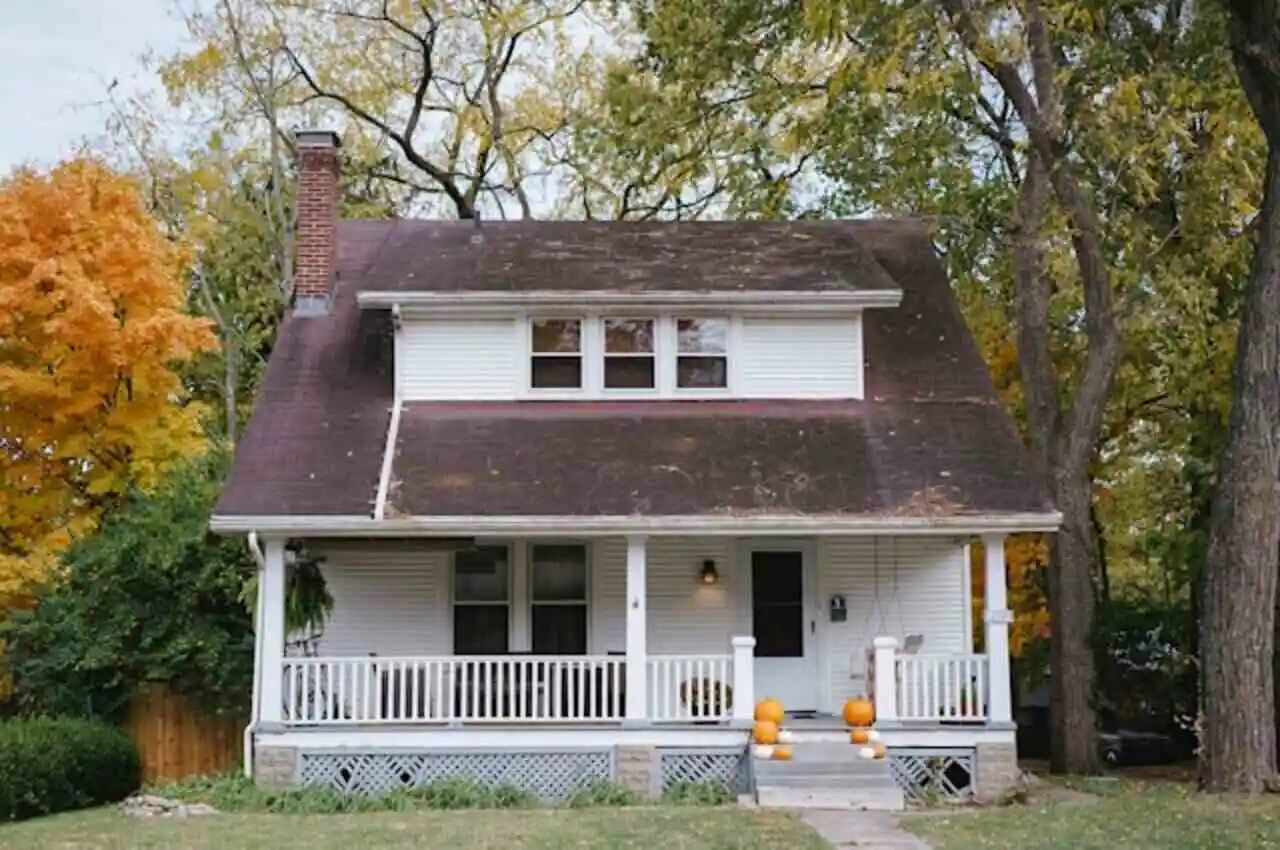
[294,130,341,313]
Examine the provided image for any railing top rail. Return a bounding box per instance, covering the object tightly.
[895,653,989,661]
[285,655,625,664]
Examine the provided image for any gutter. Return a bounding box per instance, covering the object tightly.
[211,511,1065,537]
[243,531,267,779]
[357,288,904,312]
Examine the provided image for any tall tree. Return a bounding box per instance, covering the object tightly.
[590,0,1257,772]
[0,157,217,612]
[1198,0,1280,793]
[159,0,621,219]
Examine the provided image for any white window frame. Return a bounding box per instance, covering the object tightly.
[602,317,659,395]
[527,316,586,394]
[450,544,513,654]
[671,315,734,396]
[527,541,593,655]
[519,315,738,399]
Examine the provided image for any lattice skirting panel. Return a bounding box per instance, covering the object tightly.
[297,750,612,802]
[888,748,975,802]
[658,748,752,795]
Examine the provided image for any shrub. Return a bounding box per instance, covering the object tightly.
[563,780,639,808]
[150,773,537,813]
[661,780,734,806]
[0,717,141,821]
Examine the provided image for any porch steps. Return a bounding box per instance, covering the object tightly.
[754,741,904,811]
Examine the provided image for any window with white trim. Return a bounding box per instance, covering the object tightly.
[676,317,729,389]
[603,318,656,390]
[452,546,510,654]
[530,318,582,389]
[530,544,588,655]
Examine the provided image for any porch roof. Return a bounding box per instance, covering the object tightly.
[386,399,1052,518]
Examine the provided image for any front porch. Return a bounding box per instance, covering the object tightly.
[253,533,1016,735]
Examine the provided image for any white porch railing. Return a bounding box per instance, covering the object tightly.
[282,656,628,725]
[895,653,989,722]
[281,652,743,726]
[646,655,734,723]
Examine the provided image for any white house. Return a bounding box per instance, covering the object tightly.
[210,130,1059,806]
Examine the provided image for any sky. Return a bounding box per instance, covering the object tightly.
[0,1,191,173]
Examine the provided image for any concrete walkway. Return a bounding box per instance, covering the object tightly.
[798,809,932,849]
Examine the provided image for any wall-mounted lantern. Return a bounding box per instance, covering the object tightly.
[699,559,719,585]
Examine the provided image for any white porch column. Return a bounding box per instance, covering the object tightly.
[872,636,899,724]
[981,533,1014,726]
[731,636,756,723]
[258,536,288,725]
[624,535,648,723]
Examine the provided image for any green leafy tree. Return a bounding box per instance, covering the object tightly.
[1,453,331,721]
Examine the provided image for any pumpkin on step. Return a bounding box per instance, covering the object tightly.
[755,697,785,725]
[850,728,870,745]
[753,720,780,745]
[843,697,875,728]
[772,746,794,761]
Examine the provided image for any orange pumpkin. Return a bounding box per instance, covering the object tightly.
[873,742,887,759]
[755,697,785,725]
[753,720,780,745]
[772,746,794,761]
[850,728,870,745]
[843,697,875,728]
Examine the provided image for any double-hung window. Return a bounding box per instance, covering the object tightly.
[676,318,729,389]
[603,319,656,390]
[530,319,582,389]
[452,546,510,654]
[530,544,588,655]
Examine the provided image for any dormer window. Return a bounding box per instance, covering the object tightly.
[603,319,656,390]
[530,319,582,389]
[676,318,729,389]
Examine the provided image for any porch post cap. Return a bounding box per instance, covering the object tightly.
[731,636,757,649]
[873,636,899,649]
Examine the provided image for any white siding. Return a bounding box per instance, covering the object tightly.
[312,541,450,657]
[590,537,744,656]
[738,315,863,399]
[818,537,967,710]
[401,318,517,400]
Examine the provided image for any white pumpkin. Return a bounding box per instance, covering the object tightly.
[754,745,776,760]
[776,729,795,744]
[866,729,882,743]
[858,746,877,760]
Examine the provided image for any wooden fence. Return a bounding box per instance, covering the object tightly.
[123,682,245,783]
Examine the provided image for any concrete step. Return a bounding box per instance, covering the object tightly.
[755,760,894,779]
[756,785,905,811]
[759,741,888,763]
[758,775,899,791]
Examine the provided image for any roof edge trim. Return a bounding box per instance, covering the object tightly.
[357,289,904,312]
[210,511,1063,537]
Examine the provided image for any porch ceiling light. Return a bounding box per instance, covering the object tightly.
[699,559,719,585]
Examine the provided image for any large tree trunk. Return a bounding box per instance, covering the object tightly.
[1009,153,1103,775]
[1049,475,1101,774]
[1199,5,1280,794]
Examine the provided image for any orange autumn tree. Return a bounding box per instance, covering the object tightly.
[970,535,1050,658]
[0,157,218,616]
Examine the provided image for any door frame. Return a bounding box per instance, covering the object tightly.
[736,538,820,712]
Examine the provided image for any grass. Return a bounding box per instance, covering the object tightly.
[906,779,1280,850]
[0,806,828,850]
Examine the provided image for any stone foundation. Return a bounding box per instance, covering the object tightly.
[614,745,658,797]
[254,745,299,789]
[973,741,1020,801]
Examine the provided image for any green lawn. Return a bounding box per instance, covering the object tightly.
[0,806,828,850]
[906,779,1280,850]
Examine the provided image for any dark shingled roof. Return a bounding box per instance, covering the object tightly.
[214,218,1053,519]
[333,219,903,294]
